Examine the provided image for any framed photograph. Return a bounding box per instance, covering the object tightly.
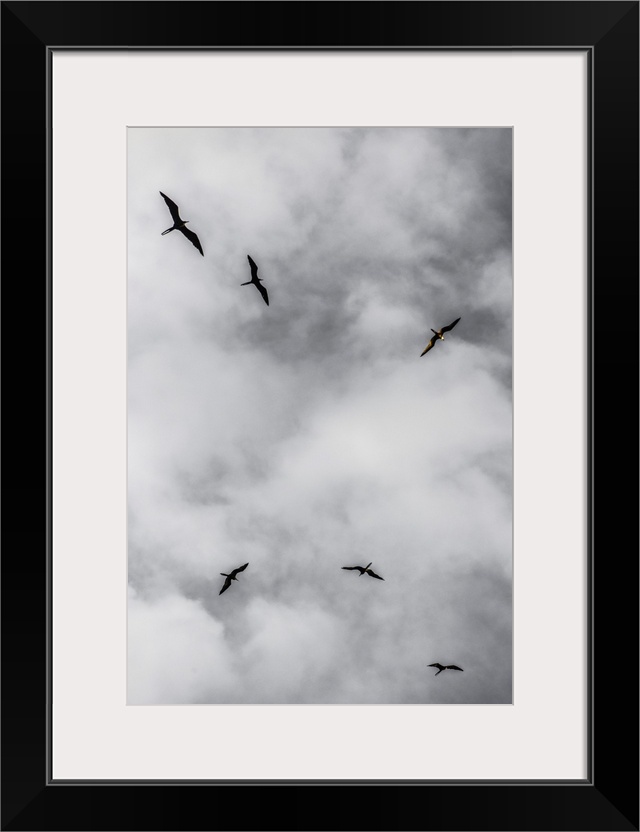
[126,123,513,713]
[2,2,637,830]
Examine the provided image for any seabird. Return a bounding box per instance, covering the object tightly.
[159,191,204,256]
[420,317,461,356]
[428,662,464,676]
[341,562,384,581]
[241,255,269,306]
[219,562,249,595]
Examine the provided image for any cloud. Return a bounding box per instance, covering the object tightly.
[128,127,512,704]
[128,587,237,704]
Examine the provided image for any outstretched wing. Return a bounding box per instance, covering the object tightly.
[247,255,259,279]
[159,191,182,223]
[428,663,443,669]
[445,665,463,671]
[441,317,461,333]
[256,281,269,307]
[179,226,204,256]
[420,336,437,357]
[230,562,249,578]
[341,566,360,571]
[219,575,233,595]
[366,569,385,581]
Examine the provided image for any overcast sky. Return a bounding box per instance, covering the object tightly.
[127,127,512,705]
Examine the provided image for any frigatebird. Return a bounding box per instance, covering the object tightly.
[428,662,464,676]
[341,562,384,581]
[159,191,204,256]
[219,562,249,595]
[241,255,269,306]
[420,317,461,356]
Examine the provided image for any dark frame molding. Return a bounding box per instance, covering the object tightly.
[2,2,637,830]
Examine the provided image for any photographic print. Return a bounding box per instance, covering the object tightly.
[127,127,512,705]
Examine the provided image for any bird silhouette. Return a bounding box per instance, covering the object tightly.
[341,562,384,581]
[428,662,463,676]
[241,255,269,306]
[420,317,461,356]
[159,191,204,256]
[219,562,249,595]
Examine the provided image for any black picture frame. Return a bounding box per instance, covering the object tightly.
[2,2,638,830]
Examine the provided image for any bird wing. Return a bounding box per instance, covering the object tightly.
[256,281,269,307]
[159,191,182,223]
[179,226,204,256]
[366,569,385,580]
[219,575,232,595]
[247,255,259,279]
[428,663,443,669]
[341,566,360,571]
[420,336,437,356]
[446,665,463,671]
[441,317,461,333]
[230,562,249,578]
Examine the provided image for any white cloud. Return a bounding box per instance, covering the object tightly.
[128,588,237,704]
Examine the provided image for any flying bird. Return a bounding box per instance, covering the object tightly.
[159,191,204,256]
[420,317,461,356]
[241,255,269,306]
[219,562,249,595]
[428,663,464,676]
[341,562,384,581]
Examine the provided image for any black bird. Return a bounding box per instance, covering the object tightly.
[241,255,269,306]
[428,662,464,676]
[159,191,204,256]
[219,562,249,595]
[341,562,384,581]
[420,317,461,356]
